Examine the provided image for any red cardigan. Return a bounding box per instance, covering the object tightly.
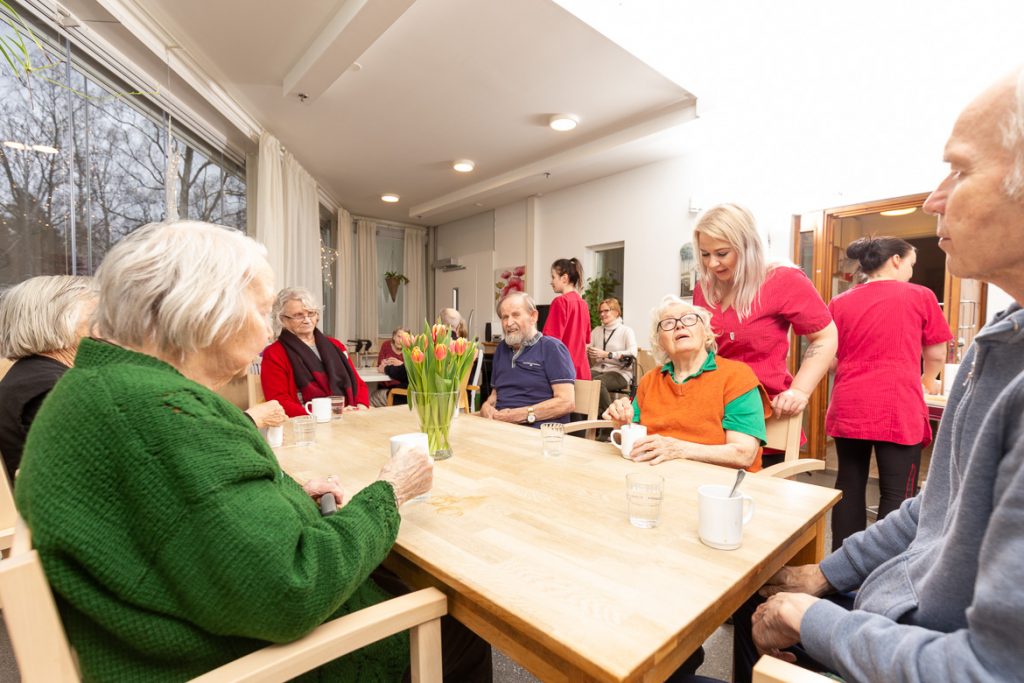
[260,337,370,417]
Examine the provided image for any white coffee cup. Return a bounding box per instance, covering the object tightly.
[610,423,648,459]
[304,397,332,423]
[266,425,284,447]
[697,484,755,550]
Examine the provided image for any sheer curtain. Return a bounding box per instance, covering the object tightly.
[355,219,379,341]
[255,133,285,286]
[403,226,427,329]
[335,207,354,342]
[282,153,321,298]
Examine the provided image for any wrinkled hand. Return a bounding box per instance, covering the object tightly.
[759,564,833,598]
[378,444,433,506]
[245,400,287,428]
[771,388,808,417]
[923,378,941,395]
[344,403,368,413]
[629,434,687,464]
[492,408,520,423]
[480,401,497,419]
[603,397,634,427]
[302,476,346,508]
[752,592,819,662]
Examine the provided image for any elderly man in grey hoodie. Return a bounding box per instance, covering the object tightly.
[734,67,1024,683]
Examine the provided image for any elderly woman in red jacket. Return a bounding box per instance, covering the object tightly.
[261,287,369,417]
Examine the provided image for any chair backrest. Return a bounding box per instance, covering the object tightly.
[635,349,657,379]
[753,654,830,682]
[466,348,485,412]
[247,372,266,408]
[0,465,15,552]
[573,380,601,421]
[456,349,483,412]
[764,412,802,462]
[0,358,14,383]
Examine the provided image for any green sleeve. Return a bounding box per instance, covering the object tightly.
[722,387,767,444]
[632,396,641,423]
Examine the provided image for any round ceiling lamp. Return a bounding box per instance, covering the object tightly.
[548,114,579,132]
[879,207,916,217]
[452,159,475,173]
[381,193,400,203]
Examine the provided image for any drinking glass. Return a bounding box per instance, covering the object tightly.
[540,422,565,457]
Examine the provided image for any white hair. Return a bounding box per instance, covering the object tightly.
[93,221,270,359]
[0,275,96,359]
[495,291,537,316]
[271,286,321,336]
[1002,66,1024,200]
[648,295,717,365]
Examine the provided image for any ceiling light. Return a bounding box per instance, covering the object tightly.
[452,159,475,173]
[31,144,59,154]
[880,207,916,217]
[381,193,400,203]
[2,141,27,150]
[548,114,578,132]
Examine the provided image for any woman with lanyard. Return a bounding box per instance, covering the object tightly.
[587,297,638,423]
[693,204,837,465]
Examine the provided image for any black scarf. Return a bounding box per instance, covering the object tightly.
[278,328,359,405]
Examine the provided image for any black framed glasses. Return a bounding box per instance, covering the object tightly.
[281,311,319,322]
[657,314,699,332]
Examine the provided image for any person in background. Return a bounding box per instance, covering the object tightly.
[826,236,952,550]
[604,297,768,470]
[0,275,96,483]
[261,287,369,417]
[733,66,1024,683]
[587,297,638,424]
[371,326,410,407]
[543,257,592,380]
[693,204,837,463]
[482,292,575,426]
[438,307,468,339]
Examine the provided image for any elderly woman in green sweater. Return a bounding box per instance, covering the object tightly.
[15,221,489,681]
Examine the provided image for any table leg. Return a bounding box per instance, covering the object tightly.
[786,515,826,565]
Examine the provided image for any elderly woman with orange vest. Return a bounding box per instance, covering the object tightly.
[604,295,769,470]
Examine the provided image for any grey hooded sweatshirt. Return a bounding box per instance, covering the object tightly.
[801,303,1024,681]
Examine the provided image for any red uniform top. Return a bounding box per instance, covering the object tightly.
[694,266,832,398]
[543,290,592,380]
[261,337,370,417]
[825,280,952,447]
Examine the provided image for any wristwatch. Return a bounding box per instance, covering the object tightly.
[526,406,536,424]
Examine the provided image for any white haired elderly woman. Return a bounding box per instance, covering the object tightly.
[0,275,96,483]
[261,286,369,417]
[604,296,770,470]
[13,222,472,681]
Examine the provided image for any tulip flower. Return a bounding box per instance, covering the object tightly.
[431,323,448,342]
[434,344,447,361]
[410,347,425,364]
[451,337,468,356]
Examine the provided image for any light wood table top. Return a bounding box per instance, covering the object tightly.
[274,407,839,682]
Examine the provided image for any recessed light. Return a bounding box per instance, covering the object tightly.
[548,114,578,132]
[381,193,400,203]
[452,159,475,173]
[2,141,27,150]
[880,207,916,217]
[31,144,59,154]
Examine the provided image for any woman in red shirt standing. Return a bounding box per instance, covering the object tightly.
[543,257,592,380]
[827,236,952,549]
[693,204,837,463]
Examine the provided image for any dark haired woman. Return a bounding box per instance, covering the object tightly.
[544,257,591,380]
[826,236,952,549]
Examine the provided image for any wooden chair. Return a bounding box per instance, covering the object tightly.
[0,517,446,682]
[753,655,830,682]
[0,358,14,382]
[634,348,657,380]
[0,466,14,556]
[247,371,265,408]
[570,379,602,439]
[757,412,824,479]
[388,349,483,413]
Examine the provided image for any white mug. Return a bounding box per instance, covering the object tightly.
[266,425,284,447]
[304,397,332,423]
[390,432,430,458]
[610,423,647,459]
[698,484,755,550]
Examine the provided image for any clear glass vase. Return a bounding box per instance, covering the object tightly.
[409,390,459,460]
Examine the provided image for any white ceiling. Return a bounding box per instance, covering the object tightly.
[114,0,696,224]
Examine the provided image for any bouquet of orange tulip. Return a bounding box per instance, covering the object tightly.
[401,322,478,460]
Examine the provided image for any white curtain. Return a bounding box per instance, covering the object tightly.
[403,226,427,330]
[255,133,285,286]
[335,207,354,342]
[355,219,379,341]
[282,153,321,299]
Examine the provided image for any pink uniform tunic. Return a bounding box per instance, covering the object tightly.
[825,280,952,447]
[694,266,832,399]
[542,290,592,380]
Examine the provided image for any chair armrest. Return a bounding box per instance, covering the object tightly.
[192,588,446,683]
[758,459,825,479]
[563,419,614,435]
[753,654,832,682]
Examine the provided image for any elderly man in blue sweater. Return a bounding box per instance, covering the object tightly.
[735,67,1024,682]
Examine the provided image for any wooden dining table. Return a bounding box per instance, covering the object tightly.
[274,407,839,683]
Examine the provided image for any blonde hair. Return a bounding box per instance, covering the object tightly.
[93,221,270,359]
[599,297,621,317]
[648,295,717,365]
[693,203,768,321]
[0,276,96,359]
[272,287,322,336]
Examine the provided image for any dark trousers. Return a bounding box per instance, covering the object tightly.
[594,370,630,416]
[831,437,921,551]
[371,567,493,683]
[732,591,855,683]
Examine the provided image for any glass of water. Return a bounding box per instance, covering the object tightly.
[626,472,664,528]
[540,422,565,457]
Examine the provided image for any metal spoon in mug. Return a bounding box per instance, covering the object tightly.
[728,469,746,498]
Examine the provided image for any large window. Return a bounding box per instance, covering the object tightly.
[377,227,404,337]
[0,5,246,285]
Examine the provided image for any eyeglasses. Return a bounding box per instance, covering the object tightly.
[281,311,319,322]
[657,314,700,332]
[599,309,613,315]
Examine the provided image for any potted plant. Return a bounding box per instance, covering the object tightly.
[383,271,410,302]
